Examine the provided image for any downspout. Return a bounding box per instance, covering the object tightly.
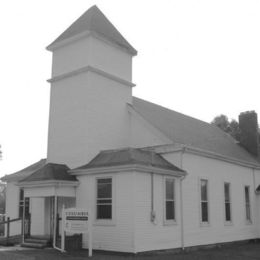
[150,152,156,224]
[180,147,187,250]
[150,172,156,223]
[252,168,256,191]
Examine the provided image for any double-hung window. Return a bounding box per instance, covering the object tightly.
[244,186,251,223]
[224,183,232,223]
[200,179,209,224]
[165,178,175,222]
[96,178,112,220]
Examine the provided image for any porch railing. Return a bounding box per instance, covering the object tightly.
[0,217,25,245]
[0,217,20,238]
[0,215,30,239]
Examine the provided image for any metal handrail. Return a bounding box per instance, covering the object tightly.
[0,217,22,239]
[0,217,21,225]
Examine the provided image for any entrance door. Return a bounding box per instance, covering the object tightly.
[42,197,54,240]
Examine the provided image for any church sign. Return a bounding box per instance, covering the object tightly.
[62,208,92,257]
[64,209,89,233]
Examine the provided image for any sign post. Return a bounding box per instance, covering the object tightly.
[61,208,92,257]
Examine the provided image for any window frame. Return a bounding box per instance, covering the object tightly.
[163,177,177,225]
[199,178,209,226]
[223,182,232,225]
[95,176,115,226]
[244,185,252,224]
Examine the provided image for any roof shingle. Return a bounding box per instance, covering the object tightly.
[20,163,77,183]
[74,148,185,173]
[47,5,137,55]
[1,159,46,182]
[132,97,260,165]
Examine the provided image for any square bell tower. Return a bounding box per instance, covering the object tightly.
[46,6,137,167]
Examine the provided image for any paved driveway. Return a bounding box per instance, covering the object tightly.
[0,242,259,259]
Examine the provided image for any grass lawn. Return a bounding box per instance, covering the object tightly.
[0,242,259,260]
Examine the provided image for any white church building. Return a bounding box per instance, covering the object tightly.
[2,5,260,253]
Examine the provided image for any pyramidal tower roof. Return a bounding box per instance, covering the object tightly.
[47,5,137,55]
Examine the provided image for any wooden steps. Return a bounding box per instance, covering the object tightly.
[21,236,51,249]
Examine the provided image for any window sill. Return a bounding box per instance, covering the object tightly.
[224,221,233,226]
[200,222,210,227]
[163,220,177,226]
[93,219,116,226]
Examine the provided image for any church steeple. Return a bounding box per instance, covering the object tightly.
[47,5,137,56]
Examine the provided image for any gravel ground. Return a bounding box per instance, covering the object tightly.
[0,242,259,260]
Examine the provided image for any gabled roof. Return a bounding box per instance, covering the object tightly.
[1,159,46,182]
[20,163,77,183]
[132,97,260,165]
[74,148,185,173]
[47,5,137,55]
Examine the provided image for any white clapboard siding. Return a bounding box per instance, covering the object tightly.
[256,170,260,238]
[134,172,182,252]
[164,152,259,247]
[48,35,133,169]
[76,171,135,252]
[5,183,21,236]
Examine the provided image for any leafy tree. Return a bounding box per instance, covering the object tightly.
[212,114,260,143]
[229,119,241,141]
[211,115,240,141]
[211,115,230,133]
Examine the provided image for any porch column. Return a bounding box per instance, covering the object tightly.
[21,196,26,243]
[53,195,58,248]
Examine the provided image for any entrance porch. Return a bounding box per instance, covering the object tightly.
[17,163,78,248]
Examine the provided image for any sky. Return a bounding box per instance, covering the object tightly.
[0,0,259,177]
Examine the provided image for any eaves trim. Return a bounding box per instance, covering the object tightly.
[17,180,79,188]
[70,164,187,177]
[151,144,260,170]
